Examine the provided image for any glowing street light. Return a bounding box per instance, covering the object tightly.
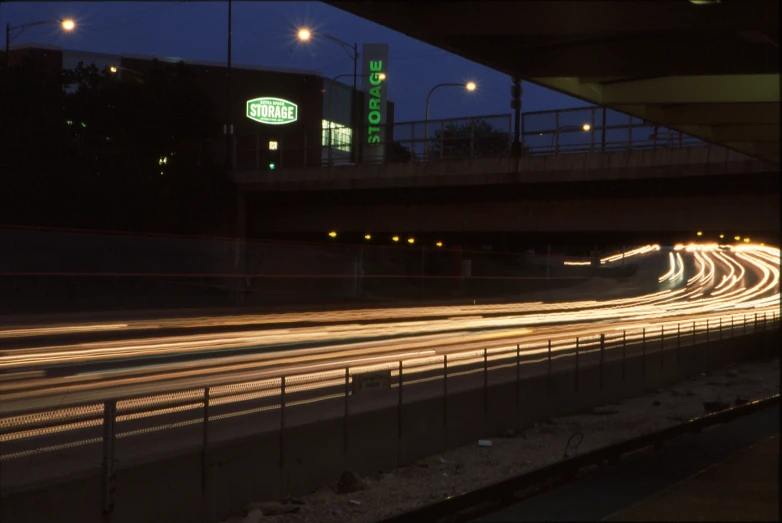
[424,81,478,159]
[734,236,741,241]
[407,238,415,244]
[392,236,399,242]
[582,123,591,131]
[364,234,372,240]
[296,28,359,161]
[719,234,725,239]
[328,231,337,238]
[435,242,443,248]
[744,237,750,243]
[6,18,76,68]
[697,231,703,236]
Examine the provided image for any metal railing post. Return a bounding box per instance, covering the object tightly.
[483,348,489,415]
[443,355,448,430]
[599,334,605,391]
[102,400,117,522]
[676,323,681,370]
[660,326,664,372]
[280,377,286,498]
[574,337,580,393]
[622,331,626,381]
[641,327,646,383]
[439,120,445,160]
[547,340,553,398]
[397,360,403,466]
[201,387,210,493]
[470,118,475,158]
[344,368,349,461]
[515,344,521,409]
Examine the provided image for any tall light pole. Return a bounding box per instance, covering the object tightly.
[225,0,233,171]
[5,18,75,68]
[424,82,476,160]
[297,28,358,163]
[325,72,385,166]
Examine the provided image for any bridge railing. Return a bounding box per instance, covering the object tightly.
[521,106,703,156]
[231,106,705,171]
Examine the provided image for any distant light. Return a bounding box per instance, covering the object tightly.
[268,140,278,151]
[465,82,477,92]
[696,231,703,236]
[436,242,443,248]
[408,238,415,244]
[109,65,118,73]
[61,19,76,31]
[379,73,387,81]
[719,234,724,239]
[364,234,372,240]
[328,231,337,238]
[392,236,399,242]
[689,0,720,4]
[582,123,591,132]
[734,236,741,241]
[744,238,750,243]
[269,163,276,170]
[160,171,164,176]
[297,28,311,41]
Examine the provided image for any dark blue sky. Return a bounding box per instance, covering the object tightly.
[2,1,589,122]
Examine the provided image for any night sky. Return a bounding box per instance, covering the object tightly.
[1,1,588,122]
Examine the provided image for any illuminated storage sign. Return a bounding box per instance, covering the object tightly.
[246,97,298,125]
[361,44,389,162]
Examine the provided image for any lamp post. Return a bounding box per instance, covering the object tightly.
[298,28,359,163]
[108,65,144,80]
[325,72,385,166]
[550,123,591,154]
[424,82,476,160]
[6,18,75,68]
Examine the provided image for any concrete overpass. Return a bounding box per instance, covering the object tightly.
[328,0,780,164]
[239,142,779,242]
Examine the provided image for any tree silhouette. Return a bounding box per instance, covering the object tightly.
[427,120,525,160]
[0,57,232,234]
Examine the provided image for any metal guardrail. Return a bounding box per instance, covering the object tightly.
[230,106,703,170]
[0,310,778,493]
[377,393,781,523]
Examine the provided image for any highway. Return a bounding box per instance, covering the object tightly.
[0,242,779,489]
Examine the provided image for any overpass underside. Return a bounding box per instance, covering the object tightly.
[246,172,780,245]
[330,0,780,164]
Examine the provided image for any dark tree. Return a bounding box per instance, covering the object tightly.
[427,120,526,159]
[0,58,232,234]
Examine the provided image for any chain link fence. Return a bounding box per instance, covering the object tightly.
[2,310,778,491]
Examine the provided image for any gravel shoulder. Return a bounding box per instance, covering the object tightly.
[221,356,780,523]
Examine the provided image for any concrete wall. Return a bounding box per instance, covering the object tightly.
[251,192,780,234]
[234,145,773,192]
[2,329,778,523]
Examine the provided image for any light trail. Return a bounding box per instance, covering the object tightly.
[0,243,777,468]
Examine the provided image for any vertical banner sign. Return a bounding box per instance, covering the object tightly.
[361,44,389,163]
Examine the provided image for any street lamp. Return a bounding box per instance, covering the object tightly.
[424,82,477,160]
[550,123,592,153]
[5,18,75,68]
[108,64,144,80]
[297,28,359,162]
[325,72,385,166]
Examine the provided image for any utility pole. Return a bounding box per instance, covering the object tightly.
[224,0,233,171]
[511,77,522,157]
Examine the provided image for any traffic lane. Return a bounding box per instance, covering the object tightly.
[1,307,772,416]
[605,434,779,522]
[0,336,731,491]
[472,403,779,522]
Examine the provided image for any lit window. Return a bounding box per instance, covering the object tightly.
[322,120,352,152]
